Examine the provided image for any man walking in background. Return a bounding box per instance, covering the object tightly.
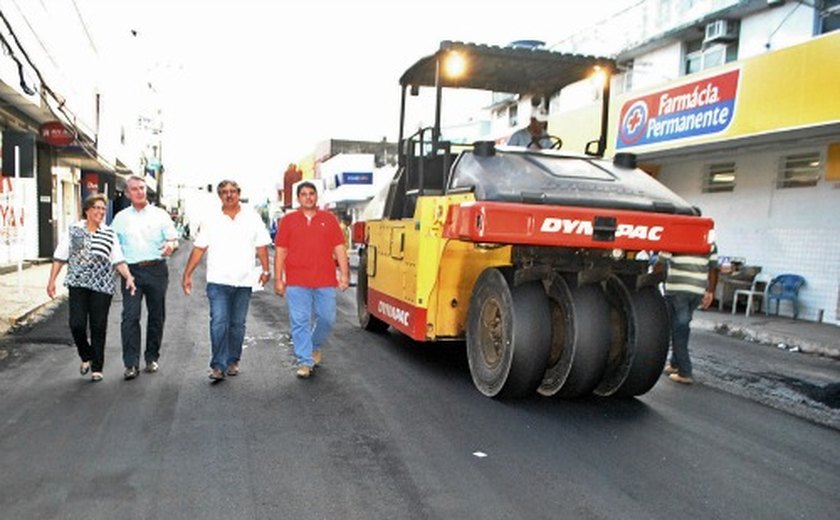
[274,181,350,379]
[111,175,180,380]
[182,180,271,382]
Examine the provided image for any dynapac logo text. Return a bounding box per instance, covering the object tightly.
[378,301,410,326]
[540,218,663,241]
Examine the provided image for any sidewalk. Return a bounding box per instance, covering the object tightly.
[2,261,838,358]
[0,261,66,336]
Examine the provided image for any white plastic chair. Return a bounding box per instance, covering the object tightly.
[731,272,772,317]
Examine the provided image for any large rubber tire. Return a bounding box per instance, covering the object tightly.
[610,283,669,397]
[593,276,637,397]
[538,276,611,398]
[356,248,389,333]
[466,269,552,398]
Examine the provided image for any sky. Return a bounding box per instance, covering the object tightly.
[77,0,638,199]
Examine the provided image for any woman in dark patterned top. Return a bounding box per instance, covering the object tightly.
[46,194,136,382]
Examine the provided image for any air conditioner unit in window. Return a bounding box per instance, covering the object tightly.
[704,19,738,44]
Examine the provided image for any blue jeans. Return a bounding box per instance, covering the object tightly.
[206,283,252,371]
[286,286,336,367]
[121,261,168,368]
[665,292,703,377]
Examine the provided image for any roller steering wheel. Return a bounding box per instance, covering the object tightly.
[529,135,563,150]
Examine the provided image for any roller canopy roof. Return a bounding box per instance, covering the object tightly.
[399,41,616,98]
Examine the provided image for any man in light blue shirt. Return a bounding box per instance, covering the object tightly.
[111,175,179,380]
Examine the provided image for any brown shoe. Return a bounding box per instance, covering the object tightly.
[312,350,322,367]
[226,363,239,376]
[669,372,694,385]
[296,366,312,379]
[663,365,679,375]
[209,368,225,381]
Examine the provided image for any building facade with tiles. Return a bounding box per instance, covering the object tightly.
[451,2,839,324]
[537,1,840,325]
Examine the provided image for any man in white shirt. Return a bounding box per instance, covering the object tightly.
[182,180,271,382]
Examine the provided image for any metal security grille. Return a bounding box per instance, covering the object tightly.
[702,162,736,192]
[777,152,821,189]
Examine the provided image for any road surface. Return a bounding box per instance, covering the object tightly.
[0,248,837,519]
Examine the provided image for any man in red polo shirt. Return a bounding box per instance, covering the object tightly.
[274,181,350,378]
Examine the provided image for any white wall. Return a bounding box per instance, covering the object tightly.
[739,3,816,58]
[321,154,375,189]
[656,143,840,324]
[180,187,220,237]
[626,41,684,91]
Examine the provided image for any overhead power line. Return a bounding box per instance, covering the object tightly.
[8,0,60,70]
[70,0,98,56]
[547,0,646,53]
[0,8,114,171]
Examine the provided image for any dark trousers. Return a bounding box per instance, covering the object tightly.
[121,261,168,368]
[68,287,113,373]
[665,292,703,377]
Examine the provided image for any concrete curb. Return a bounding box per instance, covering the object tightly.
[0,294,67,336]
[694,319,840,359]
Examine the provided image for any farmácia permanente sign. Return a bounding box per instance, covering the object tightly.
[616,69,739,149]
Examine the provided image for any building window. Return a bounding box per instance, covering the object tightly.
[508,104,518,128]
[822,0,840,34]
[703,162,736,192]
[620,59,634,92]
[777,152,821,188]
[684,39,738,75]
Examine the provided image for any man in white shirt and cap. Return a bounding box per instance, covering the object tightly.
[506,107,554,149]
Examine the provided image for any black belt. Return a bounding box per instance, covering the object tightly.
[131,259,164,267]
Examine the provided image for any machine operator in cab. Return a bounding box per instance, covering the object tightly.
[506,107,553,149]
